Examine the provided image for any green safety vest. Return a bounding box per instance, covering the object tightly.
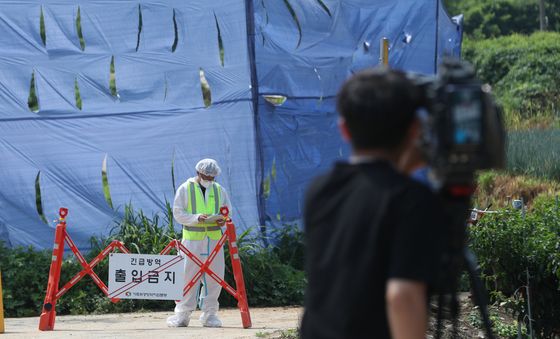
[183,181,223,241]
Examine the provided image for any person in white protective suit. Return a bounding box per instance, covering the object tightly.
[166,159,231,328]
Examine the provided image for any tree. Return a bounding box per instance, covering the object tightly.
[443,0,559,38]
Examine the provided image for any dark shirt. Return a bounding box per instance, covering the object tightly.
[301,161,445,339]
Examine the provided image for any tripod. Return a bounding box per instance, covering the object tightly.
[434,195,495,339]
[464,248,495,339]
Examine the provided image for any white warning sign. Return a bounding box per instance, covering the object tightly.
[108,253,184,300]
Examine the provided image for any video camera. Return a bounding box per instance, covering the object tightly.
[406,59,507,339]
[409,58,506,188]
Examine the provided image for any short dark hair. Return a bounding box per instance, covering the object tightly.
[336,68,420,150]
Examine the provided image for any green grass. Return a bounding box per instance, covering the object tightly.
[256,329,299,338]
[172,10,178,52]
[28,72,39,112]
[76,6,85,50]
[214,13,224,66]
[200,68,211,107]
[97,202,177,254]
[102,155,113,208]
[136,5,143,52]
[282,0,302,48]
[74,78,82,109]
[109,56,117,98]
[34,171,48,224]
[276,328,299,338]
[507,129,560,179]
[40,7,46,46]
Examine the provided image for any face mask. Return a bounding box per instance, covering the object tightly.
[199,179,213,188]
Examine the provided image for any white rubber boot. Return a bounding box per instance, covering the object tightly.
[199,313,222,327]
[166,311,191,327]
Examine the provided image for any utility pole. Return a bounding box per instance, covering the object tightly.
[539,0,546,31]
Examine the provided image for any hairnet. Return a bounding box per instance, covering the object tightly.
[195,158,221,177]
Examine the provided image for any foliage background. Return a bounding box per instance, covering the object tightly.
[469,195,560,338]
[462,32,560,129]
[444,0,560,39]
[0,203,305,317]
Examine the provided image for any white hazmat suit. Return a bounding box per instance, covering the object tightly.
[166,159,231,328]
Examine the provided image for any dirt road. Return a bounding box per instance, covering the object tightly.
[1,307,302,339]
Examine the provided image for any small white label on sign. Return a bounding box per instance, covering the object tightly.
[108,253,185,300]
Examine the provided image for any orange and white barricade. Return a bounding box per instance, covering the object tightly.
[39,206,251,330]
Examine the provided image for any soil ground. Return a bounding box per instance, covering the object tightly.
[427,293,520,339]
[1,295,519,338]
[1,307,302,339]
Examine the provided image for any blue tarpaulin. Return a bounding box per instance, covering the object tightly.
[0,0,462,251]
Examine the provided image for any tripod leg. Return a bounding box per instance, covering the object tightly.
[464,248,496,339]
[435,292,444,339]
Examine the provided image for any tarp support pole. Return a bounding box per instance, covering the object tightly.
[380,37,390,66]
[244,0,267,240]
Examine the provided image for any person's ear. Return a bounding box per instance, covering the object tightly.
[406,117,421,145]
[398,118,424,174]
[338,118,352,143]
